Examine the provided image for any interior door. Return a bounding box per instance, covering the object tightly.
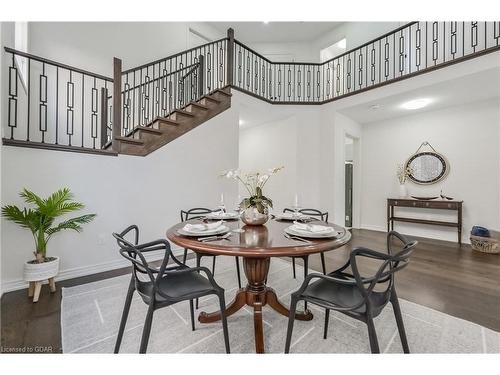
[345,163,353,228]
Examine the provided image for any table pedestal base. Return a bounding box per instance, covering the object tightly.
[198,257,313,353]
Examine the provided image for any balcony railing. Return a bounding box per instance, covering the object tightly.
[3,22,500,154]
[231,21,500,104]
[4,47,114,154]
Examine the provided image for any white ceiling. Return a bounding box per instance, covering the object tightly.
[208,22,343,43]
[338,67,500,124]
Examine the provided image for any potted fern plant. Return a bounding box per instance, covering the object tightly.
[1,188,96,301]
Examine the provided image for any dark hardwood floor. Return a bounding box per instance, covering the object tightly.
[1,229,499,353]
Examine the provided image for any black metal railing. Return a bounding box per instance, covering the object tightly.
[4,47,114,152]
[231,21,500,104]
[118,38,227,139]
[3,22,500,155]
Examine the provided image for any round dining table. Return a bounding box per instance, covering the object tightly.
[166,218,351,353]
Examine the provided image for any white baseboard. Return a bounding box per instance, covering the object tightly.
[1,247,185,295]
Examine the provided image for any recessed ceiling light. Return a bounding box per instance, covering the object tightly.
[263,21,269,24]
[400,98,432,110]
[370,104,381,110]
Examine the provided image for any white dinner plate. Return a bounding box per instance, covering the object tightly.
[206,212,239,220]
[284,225,342,239]
[177,225,230,237]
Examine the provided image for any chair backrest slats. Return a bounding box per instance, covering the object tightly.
[350,233,417,306]
[283,207,328,222]
[181,207,214,222]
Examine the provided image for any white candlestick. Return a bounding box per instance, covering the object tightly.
[220,193,224,204]
[294,193,299,207]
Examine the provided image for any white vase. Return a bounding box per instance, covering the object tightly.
[23,256,60,282]
[399,184,408,198]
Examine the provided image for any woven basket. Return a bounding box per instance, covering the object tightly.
[470,230,499,254]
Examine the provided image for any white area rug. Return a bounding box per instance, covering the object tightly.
[61,256,500,353]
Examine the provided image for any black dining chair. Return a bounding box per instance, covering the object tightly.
[113,225,230,354]
[181,208,242,309]
[284,231,417,354]
[283,208,328,277]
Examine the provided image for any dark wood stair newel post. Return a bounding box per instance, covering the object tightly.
[112,57,122,153]
[227,28,234,87]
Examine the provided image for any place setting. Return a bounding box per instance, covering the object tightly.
[177,220,232,242]
[203,194,242,221]
[284,221,344,242]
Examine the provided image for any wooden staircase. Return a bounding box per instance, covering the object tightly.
[106,87,232,156]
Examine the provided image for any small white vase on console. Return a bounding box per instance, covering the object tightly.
[399,184,408,198]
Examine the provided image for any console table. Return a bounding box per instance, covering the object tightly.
[387,198,463,244]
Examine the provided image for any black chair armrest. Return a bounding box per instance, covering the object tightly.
[165,266,218,285]
[293,272,370,311]
[118,225,139,245]
[387,231,411,254]
[331,245,390,276]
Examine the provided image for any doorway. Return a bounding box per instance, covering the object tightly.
[344,136,354,228]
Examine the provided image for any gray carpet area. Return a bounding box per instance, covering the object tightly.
[61,256,500,353]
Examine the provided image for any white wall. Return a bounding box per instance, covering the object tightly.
[248,42,316,62]
[27,22,224,76]
[360,99,500,242]
[249,22,402,63]
[237,88,327,214]
[312,22,404,57]
[1,107,239,292]
[239,116,299,210]
[237,95,360,223]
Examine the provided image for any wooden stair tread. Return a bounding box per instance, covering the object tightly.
[157,117,181,125]
[115,136,144,145]
[175,109,195,117]
[188,102,210,110]
[136,126,163,134]
[214,88,232,97]
[202,95,221,103]
[108,87,231,156]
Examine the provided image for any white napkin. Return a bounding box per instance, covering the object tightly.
[292,221,334,234]
[183,220,223,232]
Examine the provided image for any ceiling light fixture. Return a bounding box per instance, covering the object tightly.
[239,119,245,126]
[400,98,432,110]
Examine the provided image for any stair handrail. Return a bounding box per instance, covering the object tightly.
[121,37,229,75]
[121,61,200,95]
[4,47,113,82]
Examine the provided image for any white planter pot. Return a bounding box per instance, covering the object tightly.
[399,184,408,198]
[23,256,60,282]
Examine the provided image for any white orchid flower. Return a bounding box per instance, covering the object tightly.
[258,174,269,184]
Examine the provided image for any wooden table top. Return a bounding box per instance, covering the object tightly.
[166,218,351,258]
